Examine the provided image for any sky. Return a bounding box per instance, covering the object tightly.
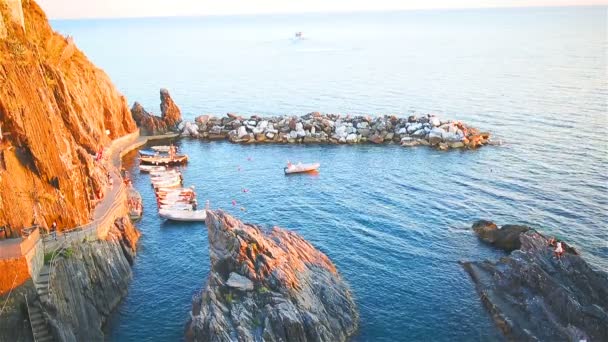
[37,0,608,19]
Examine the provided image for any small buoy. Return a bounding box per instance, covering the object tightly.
[240,207,246,211]
[242,188,249,193]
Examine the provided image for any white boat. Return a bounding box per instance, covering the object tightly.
[150,169,180,176]
[159,198,195,206]
[152,178,182,188]
[159,203,195,211]
[284,162,320,174]
[139,165,166,173]
[156,191,195,199]
[151,174,182,183]
[159,209,207,222]
[151,145,175,152]
[156,185,194,192]
[140,154,188,166]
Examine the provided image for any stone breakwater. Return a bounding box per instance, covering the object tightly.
[178,112,492,150]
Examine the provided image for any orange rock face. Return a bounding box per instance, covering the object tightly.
[0,0,136,236]
[0,257,29,295]
[206,210,337,290]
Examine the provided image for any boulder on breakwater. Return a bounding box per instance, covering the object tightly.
[185,210,359,341]
[178,112,492,149]
[463,220,608,341]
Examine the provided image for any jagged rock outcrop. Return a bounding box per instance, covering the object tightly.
[463,221,608,341]
[0,0,137,236]
[186,210,359,342]
[45,218,139,342]
[131,89,182,135]
[160,88,182,128]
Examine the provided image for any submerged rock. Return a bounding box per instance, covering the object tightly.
[186,210,359,342]
[463,221,608,341]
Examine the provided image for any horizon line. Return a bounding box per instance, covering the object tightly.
[47,3,607,21]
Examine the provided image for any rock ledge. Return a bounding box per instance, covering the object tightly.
[463,220,608,341]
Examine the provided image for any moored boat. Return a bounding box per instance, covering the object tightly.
[158,209,207,222]
[159,203,195,211]
[152,177,182,188]
[127,188,143,221]
[139,165,166,173]
[284,162,320,174]
[140,154,189,166]
[151,145,178,152]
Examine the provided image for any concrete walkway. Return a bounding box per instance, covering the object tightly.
[42,132,179,251]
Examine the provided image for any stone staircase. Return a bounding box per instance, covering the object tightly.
[28,264,54,342]
[35,264,50,302]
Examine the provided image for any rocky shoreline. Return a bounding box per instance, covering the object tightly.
[463,221,608,341]
[186,210,359,341]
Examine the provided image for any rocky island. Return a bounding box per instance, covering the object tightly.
[186,210,359,341]
[463,221,608,341]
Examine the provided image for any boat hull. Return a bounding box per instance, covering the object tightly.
[284,163,321,174]
[158,209,207,222]
[140,154,189,166]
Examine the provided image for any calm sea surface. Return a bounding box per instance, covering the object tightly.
[51,7,607,341]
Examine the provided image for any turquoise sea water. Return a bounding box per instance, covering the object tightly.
[51,7,607,341]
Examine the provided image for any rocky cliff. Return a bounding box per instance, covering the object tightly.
[186,210,359,341]
[131,88,182,135]
[463,221,608,341]
[45,218,139,342]
[0,0,136,237]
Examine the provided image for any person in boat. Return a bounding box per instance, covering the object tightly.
[554,240,564,259]
[287,161,293,169]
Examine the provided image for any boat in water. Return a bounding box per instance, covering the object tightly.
[140,154,189,166]
[284,162,320,174]
[151,145,177,152]
[159,203,195,211]
[127,188,143,222]
[139,165,166,173]
[158,209,207,222]
[139,150,158,157]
